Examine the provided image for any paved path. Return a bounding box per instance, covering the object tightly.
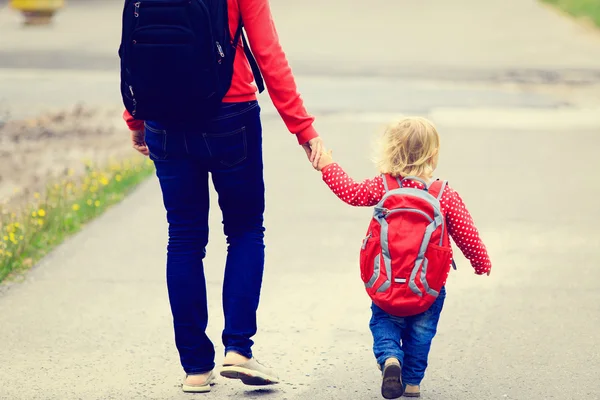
[1,1,600,399]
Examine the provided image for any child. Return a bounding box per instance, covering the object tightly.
[316,117,491,399]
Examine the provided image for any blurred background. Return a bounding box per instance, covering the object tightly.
[1,0,600,399]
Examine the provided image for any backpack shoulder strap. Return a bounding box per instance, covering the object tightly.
[381,174,403,192]
[381,174,389,192]
[428,179,456,270]
[427,179,448,201]
[242,33,265,93]
[234,19,265,93]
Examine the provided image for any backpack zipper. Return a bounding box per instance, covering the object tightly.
[376,207,433,223]
[361,232,372,250]
[134,0,193,17]
[216,41,225,63]
[129,85,138,116]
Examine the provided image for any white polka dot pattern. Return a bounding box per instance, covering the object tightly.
[321,163,492,275]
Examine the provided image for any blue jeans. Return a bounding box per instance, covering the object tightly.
[370,287,446,386]
[145,101,265,374]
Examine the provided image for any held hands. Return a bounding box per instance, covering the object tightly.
[302,137,324,169]
[301,137,333,171]
[316,148,333,171]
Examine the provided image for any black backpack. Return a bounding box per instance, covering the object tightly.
[118,0,264,123]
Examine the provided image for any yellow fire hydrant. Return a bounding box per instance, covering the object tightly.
[9,0,65,25]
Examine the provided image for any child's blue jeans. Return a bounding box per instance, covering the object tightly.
[369,287,446,386]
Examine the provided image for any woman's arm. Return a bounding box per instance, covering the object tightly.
[123,109,144,131]
[239,0,317,145]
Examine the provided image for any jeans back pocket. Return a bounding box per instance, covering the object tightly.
[202,127,247,167]
[144,123,168,160]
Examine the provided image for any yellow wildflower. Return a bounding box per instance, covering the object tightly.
[2,236,7,241]
[38,209,46,217]
[99,176,109,186]
[31,211,37,218]
[87,199,93,206]
[72,204,80,211]
[37,219,44,227]
[115,175,123,182]
[94,200,101,207]
[9,233,16,244]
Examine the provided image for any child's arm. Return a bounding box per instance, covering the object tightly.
[443,187,492,275]
[318,152,385,207]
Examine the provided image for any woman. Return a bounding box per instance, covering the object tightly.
[122,0,323,392]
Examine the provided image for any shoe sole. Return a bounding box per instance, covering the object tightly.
[220,366,279,386]
[381,363,404,399]
[181,383,212,393]
[182,374,214,393]
[403,393,421,398]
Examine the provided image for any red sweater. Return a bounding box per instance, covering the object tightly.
[322,163,492,275]
[123,0,317,145]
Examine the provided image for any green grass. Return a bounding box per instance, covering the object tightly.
[0,156,155,282]
[542,0,600,27]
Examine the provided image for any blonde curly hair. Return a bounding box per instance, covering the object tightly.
[375,116,440,179]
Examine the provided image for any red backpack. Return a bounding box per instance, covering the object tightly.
[360,175,455,317]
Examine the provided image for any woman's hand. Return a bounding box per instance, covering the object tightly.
[131,130,149,156]
[302,137,324,169]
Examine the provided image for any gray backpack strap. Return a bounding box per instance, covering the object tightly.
[430,179,456,270]
[398,175,430,191]
[436,180,448,200]
[396,176,429,191]
[381,174,389,192]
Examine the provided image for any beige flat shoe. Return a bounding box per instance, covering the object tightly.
[182,370,215,393]
[220,358,279,386]
[404,384,421,397]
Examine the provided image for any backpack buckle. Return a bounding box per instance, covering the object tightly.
[374,207,389,219]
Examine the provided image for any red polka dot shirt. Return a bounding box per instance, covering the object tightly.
[322,163,492,275]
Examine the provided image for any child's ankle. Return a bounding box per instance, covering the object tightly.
[384,357,400,366]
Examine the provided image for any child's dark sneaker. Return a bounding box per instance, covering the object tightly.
[403,384,420,397]
[381,358,403,399]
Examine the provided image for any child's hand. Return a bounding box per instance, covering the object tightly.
[317,148,334,171]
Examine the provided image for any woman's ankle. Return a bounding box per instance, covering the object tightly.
[185,371,212,384]
[224,350,251,364]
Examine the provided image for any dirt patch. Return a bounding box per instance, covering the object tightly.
[0,104,135,207]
